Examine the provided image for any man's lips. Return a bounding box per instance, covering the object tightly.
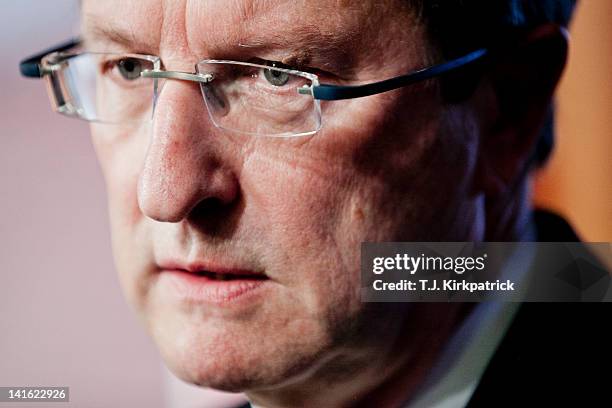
[158,260,267,279]
[156,260,269,305]
[182,270,268,281]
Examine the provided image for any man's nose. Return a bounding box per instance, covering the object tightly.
[137,80,239,223]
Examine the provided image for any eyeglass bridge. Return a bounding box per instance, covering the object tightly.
[141,70,214,83]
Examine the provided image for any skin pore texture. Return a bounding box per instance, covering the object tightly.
[81,0,561,407]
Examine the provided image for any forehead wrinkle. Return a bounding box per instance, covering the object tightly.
[159,0,195,62]
[187,1,360,63]
[235,0,399,62]
[235,0,283,22]
[188,0,340,56]
[81,12,161,54]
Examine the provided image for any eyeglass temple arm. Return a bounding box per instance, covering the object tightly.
[302,48,488,101]
[19,38,81,78]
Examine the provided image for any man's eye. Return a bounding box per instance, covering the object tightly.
[262,68,290,87]
[117,58,145,81]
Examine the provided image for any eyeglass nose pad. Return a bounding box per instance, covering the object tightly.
[199,83,229,118]
[194,64,230,119]
[151,77,166,121]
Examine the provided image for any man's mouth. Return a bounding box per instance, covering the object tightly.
[156,261,270,305]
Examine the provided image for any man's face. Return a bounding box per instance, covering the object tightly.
[83,0,481,392]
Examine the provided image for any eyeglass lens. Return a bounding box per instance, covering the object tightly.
[43,53,321,137]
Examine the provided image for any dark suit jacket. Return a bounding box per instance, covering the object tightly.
[237,210,611,408]
[467,210,612,407]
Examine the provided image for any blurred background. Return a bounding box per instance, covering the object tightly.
[533,2,612,240]
[0,1,610,407]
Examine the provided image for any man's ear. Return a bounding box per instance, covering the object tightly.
[475,23,569,197]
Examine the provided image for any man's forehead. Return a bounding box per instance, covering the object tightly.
[81,0,414,63]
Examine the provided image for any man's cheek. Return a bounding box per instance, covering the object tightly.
[268,192,358,312]
[104,157,152,311]
[102,133,149,230]
[115,173,143,228]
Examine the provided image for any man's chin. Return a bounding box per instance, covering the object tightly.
[151,322,331,394]
[155,336,255,390]
[165,359,262,393]
[159,345,314,394]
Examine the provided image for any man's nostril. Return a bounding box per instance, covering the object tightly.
[185,194,243,238]
[189,197,229,220]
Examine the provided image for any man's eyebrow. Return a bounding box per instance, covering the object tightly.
[82,16,157,54]
[234,28,355,71]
